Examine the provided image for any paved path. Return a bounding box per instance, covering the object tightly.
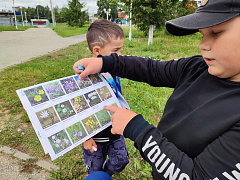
[0,28,86,70]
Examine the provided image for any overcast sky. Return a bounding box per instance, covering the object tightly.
[0,0,98,15]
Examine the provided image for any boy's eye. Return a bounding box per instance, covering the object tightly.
[212,31,222,36]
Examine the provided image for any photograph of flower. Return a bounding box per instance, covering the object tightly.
[70,95,89,113]
[60,77,79,94]
[82,115,100,134]
[89,74,103,84]
[66,121,87,144]
[95,110,111,126]
[44,81,65,100]
[48,130,72,154]
[54,101,76,120]
[74,75,92,89]
[24,86,49,106]
[36,107,60,129]
[84,90,102,107]
[97,86,112,101]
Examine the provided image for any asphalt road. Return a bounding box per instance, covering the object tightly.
[0,28,86,70]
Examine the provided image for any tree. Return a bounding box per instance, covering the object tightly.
[97,0,120,21]
[58,7,68,23]
[122,0,178,35]
[66,0,88,27]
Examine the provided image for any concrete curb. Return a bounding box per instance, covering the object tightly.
[0,145,59,171]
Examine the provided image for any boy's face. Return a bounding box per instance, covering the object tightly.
[92,37,124,57]
[199,16,240,82]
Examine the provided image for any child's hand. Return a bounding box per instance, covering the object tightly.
[83,138,97,153]
[73,58,103,79]
[103,106,137,135]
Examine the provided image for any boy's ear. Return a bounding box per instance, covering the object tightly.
[92,46,101,56]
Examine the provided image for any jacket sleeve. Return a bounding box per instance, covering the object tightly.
[101,53,198,88]
[124,115,240,179]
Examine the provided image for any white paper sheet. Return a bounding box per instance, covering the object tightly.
[16,74,121,160]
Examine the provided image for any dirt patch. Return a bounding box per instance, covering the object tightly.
[0,152,50,180]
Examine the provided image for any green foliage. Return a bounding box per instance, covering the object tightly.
[50,23,90,37]
[66,0,88,27]
[0,26,34,31]
[97,0,120,20]
[121,0,197,35]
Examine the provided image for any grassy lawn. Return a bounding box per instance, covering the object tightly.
[0,23,89,37]
[0,26,35,31]
[50,23,90,37]
[0,26,201,179]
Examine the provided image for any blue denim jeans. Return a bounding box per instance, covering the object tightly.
[83,135,129,176]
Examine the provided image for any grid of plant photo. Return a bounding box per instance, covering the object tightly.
[22,74,116,156]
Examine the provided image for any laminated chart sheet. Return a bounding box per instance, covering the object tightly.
[16,74,120,160]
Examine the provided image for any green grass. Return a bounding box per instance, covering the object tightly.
[0,26,35,31]
[0,26,202,179]
[50,23,90,37]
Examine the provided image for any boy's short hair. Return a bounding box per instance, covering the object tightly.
[87,19,124,52]
[166,0,240,36]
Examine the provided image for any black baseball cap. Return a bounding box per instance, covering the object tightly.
[165,0,240,36]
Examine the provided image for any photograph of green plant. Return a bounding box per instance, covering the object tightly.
[82,115,100,134]
[97,86,112,101]
[60,77,79,94]
[66,121,87,144]
[108,103,118,115]
[70,95,89,113]
[36,107,60,129]
[48,130,72,154]
[44,81,65,100]
[88,74,103,84]
[84,90,102,107]
[95,110,111,126]
[24,86,49,106]
[74,75,92,89]
[54,100,76,120]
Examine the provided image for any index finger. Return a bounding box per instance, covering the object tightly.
[103,105,120,113]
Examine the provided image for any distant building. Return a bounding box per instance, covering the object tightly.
[31,19,50,27]
[0,12,14,26]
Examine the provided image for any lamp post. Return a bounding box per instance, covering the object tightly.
[104,8,110,21]
[12,0,18,29]
[25,11,27,25]
[50,0,56,26]
[129,2,132,41]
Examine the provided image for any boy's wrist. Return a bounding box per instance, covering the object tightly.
[123,114,150,141]
[101,53,116,73]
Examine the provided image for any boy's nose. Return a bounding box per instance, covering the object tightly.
[199,38,211,51]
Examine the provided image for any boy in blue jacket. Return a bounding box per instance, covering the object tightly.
[82,19,129,177]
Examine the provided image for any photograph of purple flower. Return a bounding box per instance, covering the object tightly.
[66,121,87,143]
[36,107,60,129]
[54,100,76,120]
[97,86,112,101]
[74,75,92,89]
[60,77,79,94]
[44,81,65,100]
[24,86,49,106]
[84,90,102,107]
[48,130,72,154]
[89,74,103,84]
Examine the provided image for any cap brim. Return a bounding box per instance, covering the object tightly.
[165,12,239,36]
